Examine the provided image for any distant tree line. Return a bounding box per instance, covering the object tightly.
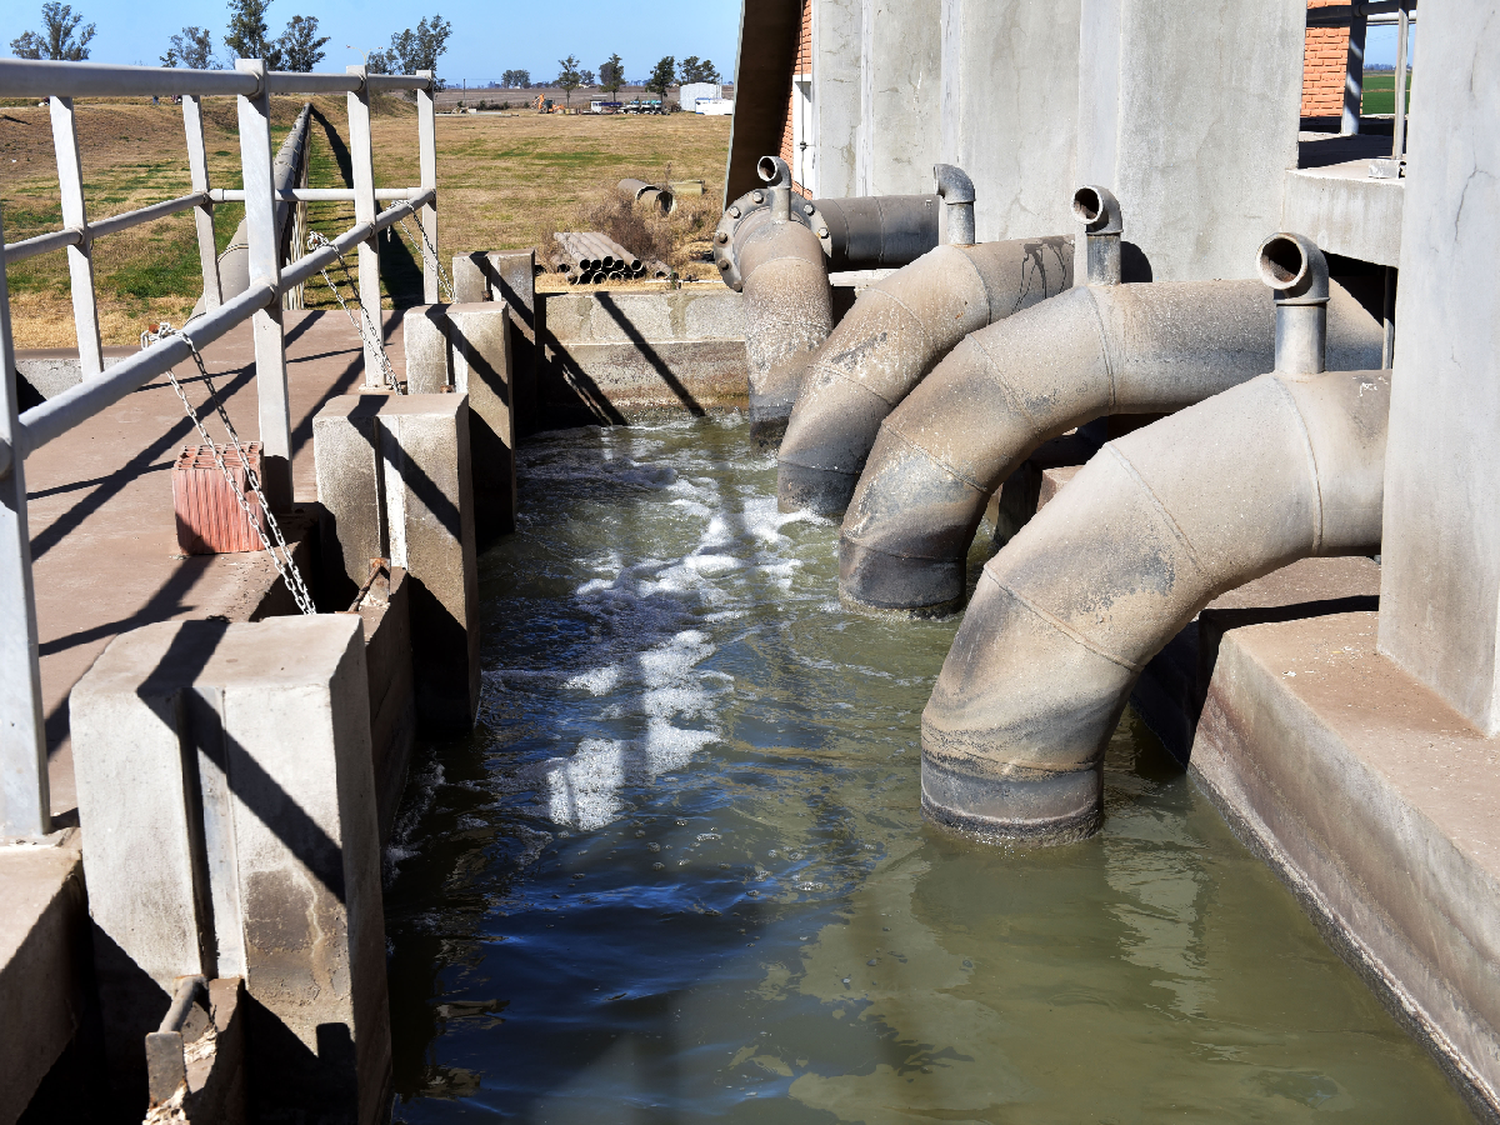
[8,0,453,86]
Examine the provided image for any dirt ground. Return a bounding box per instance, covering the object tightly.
[1,95,730,347]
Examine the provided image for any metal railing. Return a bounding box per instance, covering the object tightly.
[0,57,441,838]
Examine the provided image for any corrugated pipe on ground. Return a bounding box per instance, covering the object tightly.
[839,189,1385,618]
[715,161,972,446]
[776,172,1072,516]
[919,234,1389,845]
[619,178,676,215]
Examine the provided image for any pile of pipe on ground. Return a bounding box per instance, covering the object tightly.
[551,231,670,283]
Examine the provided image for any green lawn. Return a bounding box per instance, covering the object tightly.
[1361,71,1413,116]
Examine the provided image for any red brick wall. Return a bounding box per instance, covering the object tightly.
[1303,0,1351,117]
[778,0,812,197]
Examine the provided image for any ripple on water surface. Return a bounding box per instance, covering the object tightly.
[384,416,1475,1123]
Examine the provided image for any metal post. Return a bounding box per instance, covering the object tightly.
[1392,2,1410,159]
[183,95,223,311]
[0,204,51,839]
[416,70,439,305]
[1341,13,1367,136]
[236,59,293,511]
[1382,265,1397,368]
[347,65,385,386]
[48,95,104,379]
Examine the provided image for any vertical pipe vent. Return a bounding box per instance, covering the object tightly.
[1257,232,1329,375]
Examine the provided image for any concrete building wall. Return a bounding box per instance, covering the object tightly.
[1075,0,1304,282]
[810,0,1079,241]
[1378,0,1500,735]
[940,0,1081,241]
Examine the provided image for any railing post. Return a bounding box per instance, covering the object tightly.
[0,205,51,839]
[1341,12,1367,136]
[236,59,293,511]
[1392,2,1410,159]
[347,65,385,387]
[183,95,223,311]
[48,95,104,379]
[417,70,439,304]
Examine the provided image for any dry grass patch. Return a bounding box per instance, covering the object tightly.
[3,99,731,344]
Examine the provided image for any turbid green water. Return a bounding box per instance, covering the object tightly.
[384,417,1474,1124]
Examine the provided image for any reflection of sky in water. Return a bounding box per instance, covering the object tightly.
[383,418,1474,1125]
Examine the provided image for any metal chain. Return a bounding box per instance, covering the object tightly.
[141,322,317,616]
[397,214,455,303]
[305,230,401,392]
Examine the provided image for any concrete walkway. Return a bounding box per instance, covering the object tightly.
[21,309,408,823]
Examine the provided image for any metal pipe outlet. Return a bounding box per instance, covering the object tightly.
[1073,185,1122,286]
[776,235,1073,516]
[919,237,1388,844]
[839,277,1384,617]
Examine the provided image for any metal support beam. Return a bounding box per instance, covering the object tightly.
[49,95,103,380]
[417,70,439,304]
[1341,13,1367,135]
[0,205,51,839]
[347,65,385,387]
[183,95,223,311]
[236,59,293,511]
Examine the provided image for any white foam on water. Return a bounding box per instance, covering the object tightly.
[563,664,625,696]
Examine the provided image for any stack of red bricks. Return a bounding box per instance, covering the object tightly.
[172,442,267,555]
[1303,0,1352,117]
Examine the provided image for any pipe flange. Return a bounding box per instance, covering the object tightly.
[713,188,831,291]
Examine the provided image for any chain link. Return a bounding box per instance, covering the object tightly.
[305,230,401,393]
[397,214,455,303]
[141,322,317,616]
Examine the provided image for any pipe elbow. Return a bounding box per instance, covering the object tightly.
[1259,232,1330,374]
[920,367,1390,845]
[1258,232,1329,304]
[1073,185,1123,286]
[758,155,791,187]
[1072,185,1122,236]
[933,164,976,245]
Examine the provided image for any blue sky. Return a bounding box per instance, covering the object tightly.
[1,0,744,86]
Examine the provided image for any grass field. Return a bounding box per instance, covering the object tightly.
[1361,71,1414,117]
[0,95,729,348]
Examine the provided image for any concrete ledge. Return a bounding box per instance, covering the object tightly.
[1190,610,1500,1118]
[1282,168,1404,268]
[538,289,747,422]
[0,831,86,1125]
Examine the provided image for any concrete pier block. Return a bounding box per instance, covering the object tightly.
[0,832,87,1123]
[449,251,540,432]
[70,616,390,1123]
[314,394,480,733]
[402,304,452,394]
[446,303,516,538]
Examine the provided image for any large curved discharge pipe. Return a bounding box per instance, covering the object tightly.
[919,234,1389,845]
[733,157,836,444]
[839,275,1384,617]
[775,233,1073,516]
[720,163,971,446]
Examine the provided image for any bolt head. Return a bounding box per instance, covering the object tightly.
[718,259,730,270]
[728,206,741,219]
[715,231,730,244]
[817,228,829,239]
[752,191,764,204]
[804,203,815,214]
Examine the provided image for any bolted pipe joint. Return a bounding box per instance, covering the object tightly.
[1258,232,1330,376]
[933,164,976,246]
[1072,185,1123,286]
